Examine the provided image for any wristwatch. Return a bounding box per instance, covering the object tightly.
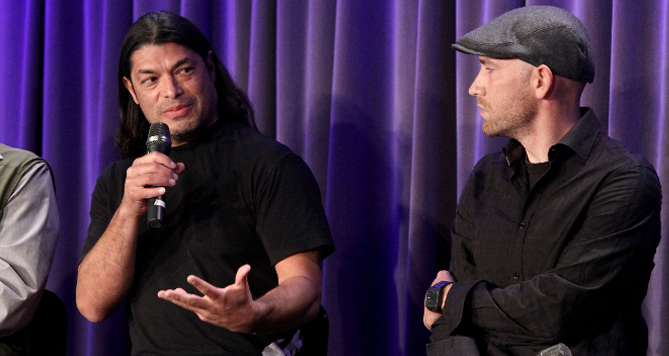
[425,281,452,313]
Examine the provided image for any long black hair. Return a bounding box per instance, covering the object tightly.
[116,11,256,159]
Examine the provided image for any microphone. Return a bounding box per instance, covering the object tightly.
[146,122,171,228]
[537,343,571,356]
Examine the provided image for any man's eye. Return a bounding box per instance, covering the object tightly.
[177,67,193,75]
[141,77,157,85]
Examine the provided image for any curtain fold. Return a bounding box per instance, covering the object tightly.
[400,2,457,354]
[325,2,401,354]
[0,0,43,148]
[0,1,666,355]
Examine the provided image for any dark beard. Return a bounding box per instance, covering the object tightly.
[169,116,215,145]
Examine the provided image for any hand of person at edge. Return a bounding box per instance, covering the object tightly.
[423,270,456,331]
[122,151,185,216]
[157,264,260,333]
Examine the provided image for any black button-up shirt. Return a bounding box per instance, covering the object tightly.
[429,109,662,356]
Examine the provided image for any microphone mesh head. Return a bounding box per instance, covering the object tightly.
[148,122,170,139]
[146,122,171,154]
[147,122,171,144]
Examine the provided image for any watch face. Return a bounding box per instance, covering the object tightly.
[425,281,448,313]
[425,289,441,312]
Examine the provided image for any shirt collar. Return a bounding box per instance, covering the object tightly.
[503,140,525,166]
[503,107,600,166]
[552,107,600,160]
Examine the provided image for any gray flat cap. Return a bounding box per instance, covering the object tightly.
[453,6,595,83]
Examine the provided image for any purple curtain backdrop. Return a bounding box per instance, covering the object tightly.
[0,1,666,355]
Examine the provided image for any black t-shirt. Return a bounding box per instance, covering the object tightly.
[81,120,334,355]
[526,159,550,190]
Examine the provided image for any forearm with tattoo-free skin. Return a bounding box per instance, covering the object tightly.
[157,250,323,334]
[76,152,184,322]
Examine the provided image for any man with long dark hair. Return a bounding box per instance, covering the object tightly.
[77,12,333,355]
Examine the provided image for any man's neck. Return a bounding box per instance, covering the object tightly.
[519,105,582,163]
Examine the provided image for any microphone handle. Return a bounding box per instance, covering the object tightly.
[148,194,165,228]
[145,122,171,228]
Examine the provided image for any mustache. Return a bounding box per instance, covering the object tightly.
[477,98,487,110]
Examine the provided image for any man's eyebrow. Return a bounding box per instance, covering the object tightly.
[479,57,494,65]
[137,68,157,75]
[135,57,194,75]
[170,58,192,71]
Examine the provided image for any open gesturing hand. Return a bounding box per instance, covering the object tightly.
[157,264,261,333]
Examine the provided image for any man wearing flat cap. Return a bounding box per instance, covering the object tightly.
[423,6,661,356]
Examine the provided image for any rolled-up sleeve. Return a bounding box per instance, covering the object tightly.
[0,163,59,336]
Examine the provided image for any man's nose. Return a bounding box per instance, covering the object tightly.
[163,76,184,98]
[468,70,485,97]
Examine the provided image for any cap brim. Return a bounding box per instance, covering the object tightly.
[452,43,486,56]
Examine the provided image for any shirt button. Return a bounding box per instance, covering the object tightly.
[513,273,520,280]
[519,222,527,229]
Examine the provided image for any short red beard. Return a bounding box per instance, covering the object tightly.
[480,93,538,138]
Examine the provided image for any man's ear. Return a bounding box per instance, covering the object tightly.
[123,77,140,104]
[534,64,554,99]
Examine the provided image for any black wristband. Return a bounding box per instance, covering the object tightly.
[425,281,452,313]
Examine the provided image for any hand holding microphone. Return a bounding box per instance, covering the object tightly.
[121,122,183,227]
